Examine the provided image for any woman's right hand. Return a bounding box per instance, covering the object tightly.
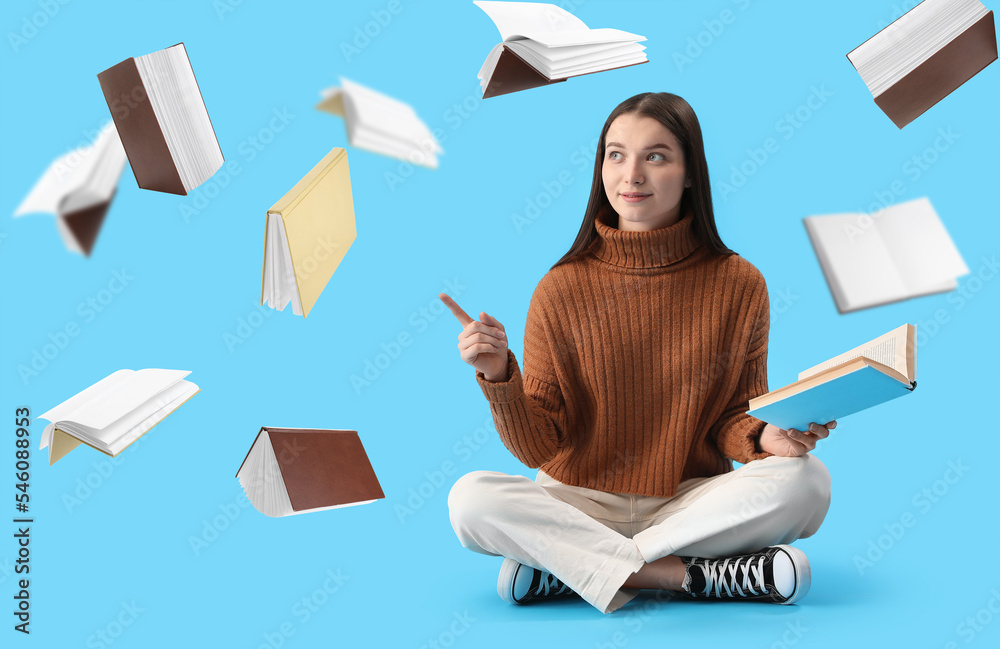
[440,293,509,382]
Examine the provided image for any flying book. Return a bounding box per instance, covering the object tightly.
[747,324,917,431]
[14,121,127,256]
[236,428,384,517]
[97,42,224,194]
[261,147,356,318]
[316,78,443,169]
[37,369,199,465]
[804,197,969,313]
[847,0,997,128]
[473,1,648,98]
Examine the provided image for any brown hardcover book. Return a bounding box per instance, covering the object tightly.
[14,121,126,255]
[236,428,384,517]
[97,43,223,194]
[848,1,997,128]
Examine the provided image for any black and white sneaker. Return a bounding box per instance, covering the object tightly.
[681,545,811,604]
[497,557,575,604]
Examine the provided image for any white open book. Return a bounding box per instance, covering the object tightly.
[474,1,648,98]
[14,121,127,255]
[37,369,199,465]
[804,197,969,313]
[316,78,443,169]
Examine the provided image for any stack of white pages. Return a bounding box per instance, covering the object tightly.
[315,78,443,168]
[38,369,199,465]
[803,197,969,313]
[474,1,648,98]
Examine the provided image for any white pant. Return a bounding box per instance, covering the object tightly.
[448,454,831,613]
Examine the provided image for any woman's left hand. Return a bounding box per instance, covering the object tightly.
[758,421,837,457]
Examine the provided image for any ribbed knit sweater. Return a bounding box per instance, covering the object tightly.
[476,209,773,498]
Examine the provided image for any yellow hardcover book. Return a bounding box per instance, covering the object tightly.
[261,147,356,318]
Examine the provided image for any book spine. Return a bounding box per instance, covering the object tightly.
[267,148,347,217]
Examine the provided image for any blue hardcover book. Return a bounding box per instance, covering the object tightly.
[747,324,916,431]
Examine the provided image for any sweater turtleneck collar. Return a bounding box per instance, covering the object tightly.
[591,207,702,269]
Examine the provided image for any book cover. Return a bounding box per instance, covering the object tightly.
[261,147,356,318]
[236,428,384,517]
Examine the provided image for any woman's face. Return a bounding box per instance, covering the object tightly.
[602,113,688,232]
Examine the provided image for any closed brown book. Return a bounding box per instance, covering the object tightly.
[848,0,998,128]
[97,42,224,194]
[236,428,384,517]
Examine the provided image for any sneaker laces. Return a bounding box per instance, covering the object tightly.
[535,571,572,597]
[696,555,767,598]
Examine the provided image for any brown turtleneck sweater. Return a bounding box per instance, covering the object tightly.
[476,209,772,498]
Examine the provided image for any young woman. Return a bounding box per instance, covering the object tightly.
[441,92,835,614]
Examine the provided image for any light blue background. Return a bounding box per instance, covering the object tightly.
[2,0,998,647]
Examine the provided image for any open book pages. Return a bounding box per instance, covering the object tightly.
[804,197,968,312]
[37,369,199,463]
[475,0,647,89]
[15,121,126,219]
[261,213,303,316]
[848,0,989,97]
[798,324,916,384]
[317,78,442,168]
[747,324,917,429]
[475,1,589,41]
[236,430,375,518]
[15,121,127,253]
[133,43,223,192]
[503,39,647,78]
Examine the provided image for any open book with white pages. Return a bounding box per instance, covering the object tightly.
[37,369,199,465]
[315,78,443,168]
[474,1,648,98]
[14,121,127,255]
[804,197,969,313]
[747,324,916,431]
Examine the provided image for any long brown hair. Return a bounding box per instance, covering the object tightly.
[552,93,734,269]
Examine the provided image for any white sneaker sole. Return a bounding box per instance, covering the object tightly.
[775,545,811,605]
[497,557,520,604]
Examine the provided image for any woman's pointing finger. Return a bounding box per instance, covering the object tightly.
[440,293,473,326]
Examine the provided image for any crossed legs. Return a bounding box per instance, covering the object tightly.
[447,455,831,613]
